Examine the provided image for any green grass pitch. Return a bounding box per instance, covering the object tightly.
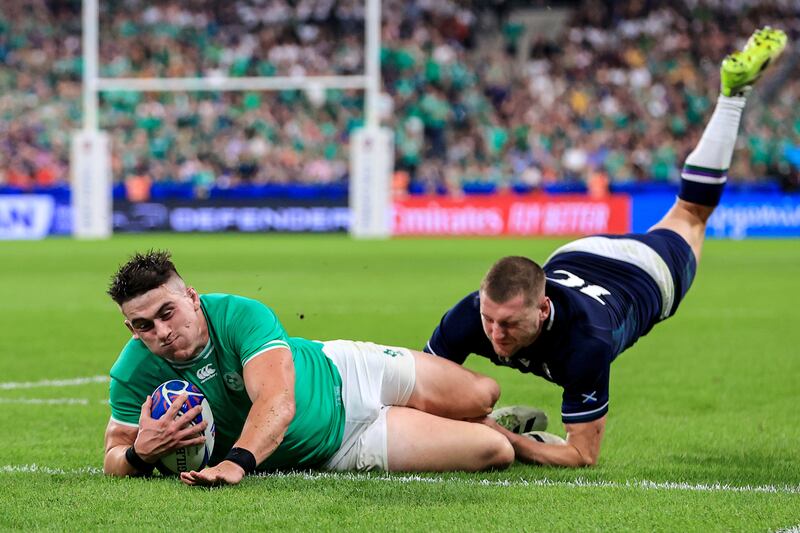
[1,234,798,531]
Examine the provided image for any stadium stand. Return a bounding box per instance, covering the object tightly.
[0,0,798,201]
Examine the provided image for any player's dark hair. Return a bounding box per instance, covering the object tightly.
[480,256,545,305]
[107,250,181,305]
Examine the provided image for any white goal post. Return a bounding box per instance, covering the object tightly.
[72,0,392,239]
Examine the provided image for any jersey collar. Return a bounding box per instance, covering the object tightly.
[169,338,214,369]
[545,299,555,331]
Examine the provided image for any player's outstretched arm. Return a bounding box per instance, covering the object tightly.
[181,347,296,486]
[103,394,208,476]
[103,421,140,477]
[481,415,605,467]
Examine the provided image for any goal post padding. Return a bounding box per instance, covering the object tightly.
[349,126,394,239]
[71,129,112,239]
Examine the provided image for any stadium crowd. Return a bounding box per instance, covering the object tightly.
[1,0,799,198]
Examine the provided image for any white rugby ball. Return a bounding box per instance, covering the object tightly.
[150,380,216,474]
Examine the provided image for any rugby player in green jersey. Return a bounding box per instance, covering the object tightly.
[103,250,513,486]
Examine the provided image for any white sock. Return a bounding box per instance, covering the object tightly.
[679,94,747,206]
[685,94,747,171]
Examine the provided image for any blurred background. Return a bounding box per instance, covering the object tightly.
[2,0,799,237]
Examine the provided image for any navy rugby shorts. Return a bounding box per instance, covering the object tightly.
[605,228,697,317]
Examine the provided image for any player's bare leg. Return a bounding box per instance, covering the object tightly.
[649,200,714,261]
[405,350,500,419]
[650,27,787,263]
[385,406,514,472]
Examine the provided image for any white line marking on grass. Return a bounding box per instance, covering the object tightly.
[1,464,103,475]
[0,376,109,390]
[0,397,109,405]
[0,398,90,405]
[264,471,800,495]
[3,465,799,496]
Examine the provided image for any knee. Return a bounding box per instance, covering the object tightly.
[483,432,514,470]
[473,375,500,416]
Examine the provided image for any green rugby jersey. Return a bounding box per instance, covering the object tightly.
[109,294,345,470]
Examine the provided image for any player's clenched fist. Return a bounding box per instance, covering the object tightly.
[133,394,208,462]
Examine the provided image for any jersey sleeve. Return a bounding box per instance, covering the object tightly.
[424,292,482,364]
[108,341,168,427]
[108,376,142,426]
[560,338,611,424]
[225,296,291,366]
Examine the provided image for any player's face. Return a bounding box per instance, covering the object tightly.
[479,291,549,360]
[120,281,207,363]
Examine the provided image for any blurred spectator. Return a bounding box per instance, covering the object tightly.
[124,166,153,203]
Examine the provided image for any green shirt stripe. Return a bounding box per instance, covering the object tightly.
[242,339,291,366]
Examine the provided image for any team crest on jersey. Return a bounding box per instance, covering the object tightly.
[196,363,217,383]
[223,372,244,391]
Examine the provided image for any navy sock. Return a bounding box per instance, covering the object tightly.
[679,165,727,206]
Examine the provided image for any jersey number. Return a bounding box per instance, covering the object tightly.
[548,270,611,305]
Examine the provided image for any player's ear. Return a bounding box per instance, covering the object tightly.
[187,287,200,308]
[539,296,551,318]
[124,320,139,339]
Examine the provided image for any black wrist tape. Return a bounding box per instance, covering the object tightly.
[225,447,257,474]
[125,446,155,475]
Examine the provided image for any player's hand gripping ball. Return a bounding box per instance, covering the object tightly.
[150,380,215,475]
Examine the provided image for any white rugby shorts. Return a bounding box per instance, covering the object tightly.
[320,340,416,472]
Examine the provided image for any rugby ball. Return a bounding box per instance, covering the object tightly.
[150,380,215,475]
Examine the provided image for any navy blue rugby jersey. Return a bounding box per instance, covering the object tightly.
[425,251,670,424]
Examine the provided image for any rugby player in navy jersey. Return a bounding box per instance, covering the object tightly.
[424,28,787,467]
